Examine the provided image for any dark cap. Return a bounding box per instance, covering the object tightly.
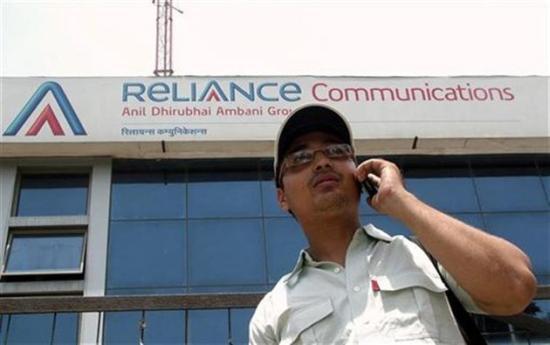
[274,104,353,187]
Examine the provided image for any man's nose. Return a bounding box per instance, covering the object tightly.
[312,150,333,170]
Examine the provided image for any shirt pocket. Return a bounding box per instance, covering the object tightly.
[371,272,448,341]
[280,299,334,345]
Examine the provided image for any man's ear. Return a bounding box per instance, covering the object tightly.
[277,187,290,212]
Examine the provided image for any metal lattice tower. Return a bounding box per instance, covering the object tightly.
[153,0,182,76]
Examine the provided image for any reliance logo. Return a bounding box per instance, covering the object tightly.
[3,81,87,136]
[122,80,302,103]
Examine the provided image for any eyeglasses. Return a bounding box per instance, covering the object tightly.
[279,143,354,184]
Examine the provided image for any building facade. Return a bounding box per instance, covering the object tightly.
[0,76,549,344]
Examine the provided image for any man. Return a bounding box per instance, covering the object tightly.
[249,104,537,344]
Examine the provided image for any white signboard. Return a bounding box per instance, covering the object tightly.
[1,76,547,143]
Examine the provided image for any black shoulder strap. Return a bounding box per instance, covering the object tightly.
[408,236,488,345]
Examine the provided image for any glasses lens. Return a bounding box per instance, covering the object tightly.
[286,144,352,167]
[325,144,351,157]
[288,150,313,167]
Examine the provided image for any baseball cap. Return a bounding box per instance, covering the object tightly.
[274,104,354,187]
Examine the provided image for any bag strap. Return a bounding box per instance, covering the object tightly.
[408,236,488,345]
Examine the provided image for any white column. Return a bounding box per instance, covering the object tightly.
[79,159,112,345]
[0,162,17,272]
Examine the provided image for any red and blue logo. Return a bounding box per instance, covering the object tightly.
[3,81,86,136]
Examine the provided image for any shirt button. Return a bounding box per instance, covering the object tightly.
[353,286,360,292]
[333,267,341,273]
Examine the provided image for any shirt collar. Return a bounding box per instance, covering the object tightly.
[283,223,393,285]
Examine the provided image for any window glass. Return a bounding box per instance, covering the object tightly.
[475,176,548,212]
[264,218,307,284]
[484,212,550,284]
[107,220,186,291]
[528,334,550,344]
[478,314,550,343]
[187,309,228,345]
[188,219,266,290]
[103,311,141,345]
[483,333,530,344]
[102,309,254,345]
[144,310,185,344]
[104,159,550,298]
[526,299,550,322]
[110,173,186,220]
[406,177,479,213]
[5,233,84,273]
[5,313,54,344]
[358,193,377,215]
[261,180,289,217]
[474,314,513,334]
[0,315,7,344]
[541,163,550,208]
[188,172,261,218]
[16,174,88,216]
[52,313,79,345]
[542,176,550,207]
[230,308,255,345]
[0,315,6,345]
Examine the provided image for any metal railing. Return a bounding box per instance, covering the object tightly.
[1,289,550,337]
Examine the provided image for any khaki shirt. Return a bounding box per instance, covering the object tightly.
[250,224,484,345]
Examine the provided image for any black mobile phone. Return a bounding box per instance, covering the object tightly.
[362,179,378,198]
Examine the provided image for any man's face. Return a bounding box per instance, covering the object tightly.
[277,131,361,219]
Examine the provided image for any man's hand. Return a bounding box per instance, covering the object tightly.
[355,158,536,315]
[354,158,410,216]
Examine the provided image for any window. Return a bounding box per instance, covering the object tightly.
[187,170,262,218]
[540,163,550,210]
[107,157,550,293]
[110,172,186,220]
[264,218,306,284]
[230,308,256,345]
[106,164,271,294]
[3,229,86,276]
[2,172,89,279]
[188,219,266,292]
[473,165,549,212]
[102,308,254,345]
[104,157,549,343]
[529,299,550,322]
[107,220,187,294]
[0,313,79,344]
[15,173,88,216]
[406,176,479,213]
[261,180,288,217]
[107,172,187,295]
[102,311,141,344]
[103,310,186,345]
[187,309,228,344]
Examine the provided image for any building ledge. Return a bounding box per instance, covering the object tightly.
[1,137,548,159]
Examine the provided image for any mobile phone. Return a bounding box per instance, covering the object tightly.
[362,179,378,198]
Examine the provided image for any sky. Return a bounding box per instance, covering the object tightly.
[1,0,549,77]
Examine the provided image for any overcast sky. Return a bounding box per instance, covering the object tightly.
[1,0,548,77]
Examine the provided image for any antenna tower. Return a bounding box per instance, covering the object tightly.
[153,0,182,76]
